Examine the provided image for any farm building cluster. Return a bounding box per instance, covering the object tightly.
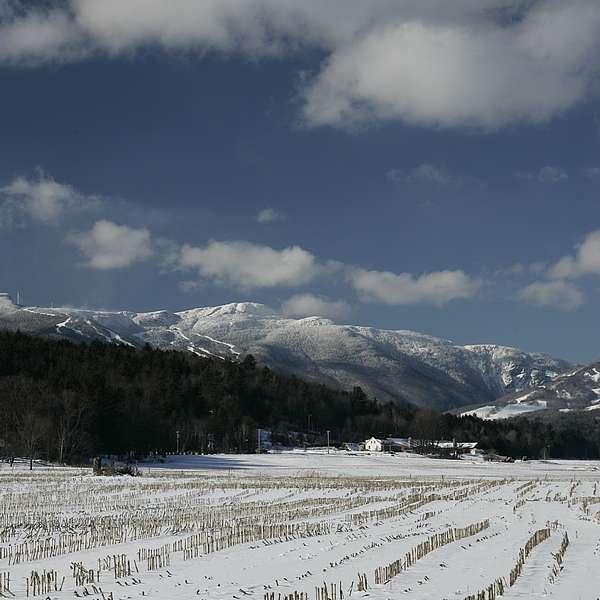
[360,437,478,457]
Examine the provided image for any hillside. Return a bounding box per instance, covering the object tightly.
[463,362,600,420]
[1,329,599,461]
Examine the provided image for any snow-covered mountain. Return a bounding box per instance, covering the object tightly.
[462,362,600,420]
[0,295,571,410]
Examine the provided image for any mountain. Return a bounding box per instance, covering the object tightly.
[462,362,600,420]
[0,295,571,410]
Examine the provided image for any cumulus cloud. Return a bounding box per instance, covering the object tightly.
[0,4,85,65]
[0,169,485,312]
[548,229,600,279]
[515,166,568,183]
[348,268,482,306]
[0,1,599,129]
[256,208,283,223]
[302,2,600,129]
[537,166,568,183]
[494,261,553,278]
[67,219,153,269]
[281,293,351,320]
[387,164,462,187]
[0,172,99,226]
[516,280,584,310]
[585,167,600,179]
[0,0,384,61]
[179,240,325,289]
[529,261,548,275]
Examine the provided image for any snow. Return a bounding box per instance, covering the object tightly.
[513,391,535,404]
[23,306,60,317]
[585,368,600,383]
[55,316,71,329]
[2,453,600,599]
[196,333,241,357]
[462,400,547,420]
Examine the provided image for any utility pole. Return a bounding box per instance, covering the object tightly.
[326,430,330,454]
[257,428,261,454]
[176,430,180,454]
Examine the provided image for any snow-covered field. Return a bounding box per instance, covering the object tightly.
[1,452,599,599]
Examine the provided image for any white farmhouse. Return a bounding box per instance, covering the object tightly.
[364,437,384,452]
[364,437,412,452]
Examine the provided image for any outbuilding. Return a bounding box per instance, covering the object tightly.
[433,441,478,457]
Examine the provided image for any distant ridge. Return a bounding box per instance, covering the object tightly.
[0,298,571,410]
[462,362,600,420]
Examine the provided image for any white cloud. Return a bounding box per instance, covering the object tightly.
[256,208,283,223]
[387,164,462,187]
[585,167,600,179]
[179,240,323,289]
[530,261,548,275]
[0,172,98,226]
[494,263,526,278]
[67,219,153,269]
[281,293,351,320]
[494,261,552,278]
[0,1,599,129]
[302,2,600,129]
[514,166,568,183]
[0,5,85,65]
[548,229,600,279]
[0,169,487,312]
[348,267,481,306]
[516,280,584,310]
[537,166,568,183]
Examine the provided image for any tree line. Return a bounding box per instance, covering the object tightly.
[0,330,599,463]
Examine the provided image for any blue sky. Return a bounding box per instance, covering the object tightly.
[1,0,600,363]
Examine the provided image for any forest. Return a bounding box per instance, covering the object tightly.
[1,330,600,463]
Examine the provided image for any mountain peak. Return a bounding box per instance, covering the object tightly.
[178,302,277,319]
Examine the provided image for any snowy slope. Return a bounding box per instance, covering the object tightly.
[463,362,600,419]
[0,295,571,410]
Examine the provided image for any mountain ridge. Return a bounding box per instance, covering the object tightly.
[0,295,572,410]
[462,362,600,420]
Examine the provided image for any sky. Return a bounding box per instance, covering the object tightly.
[1,0,600,363]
